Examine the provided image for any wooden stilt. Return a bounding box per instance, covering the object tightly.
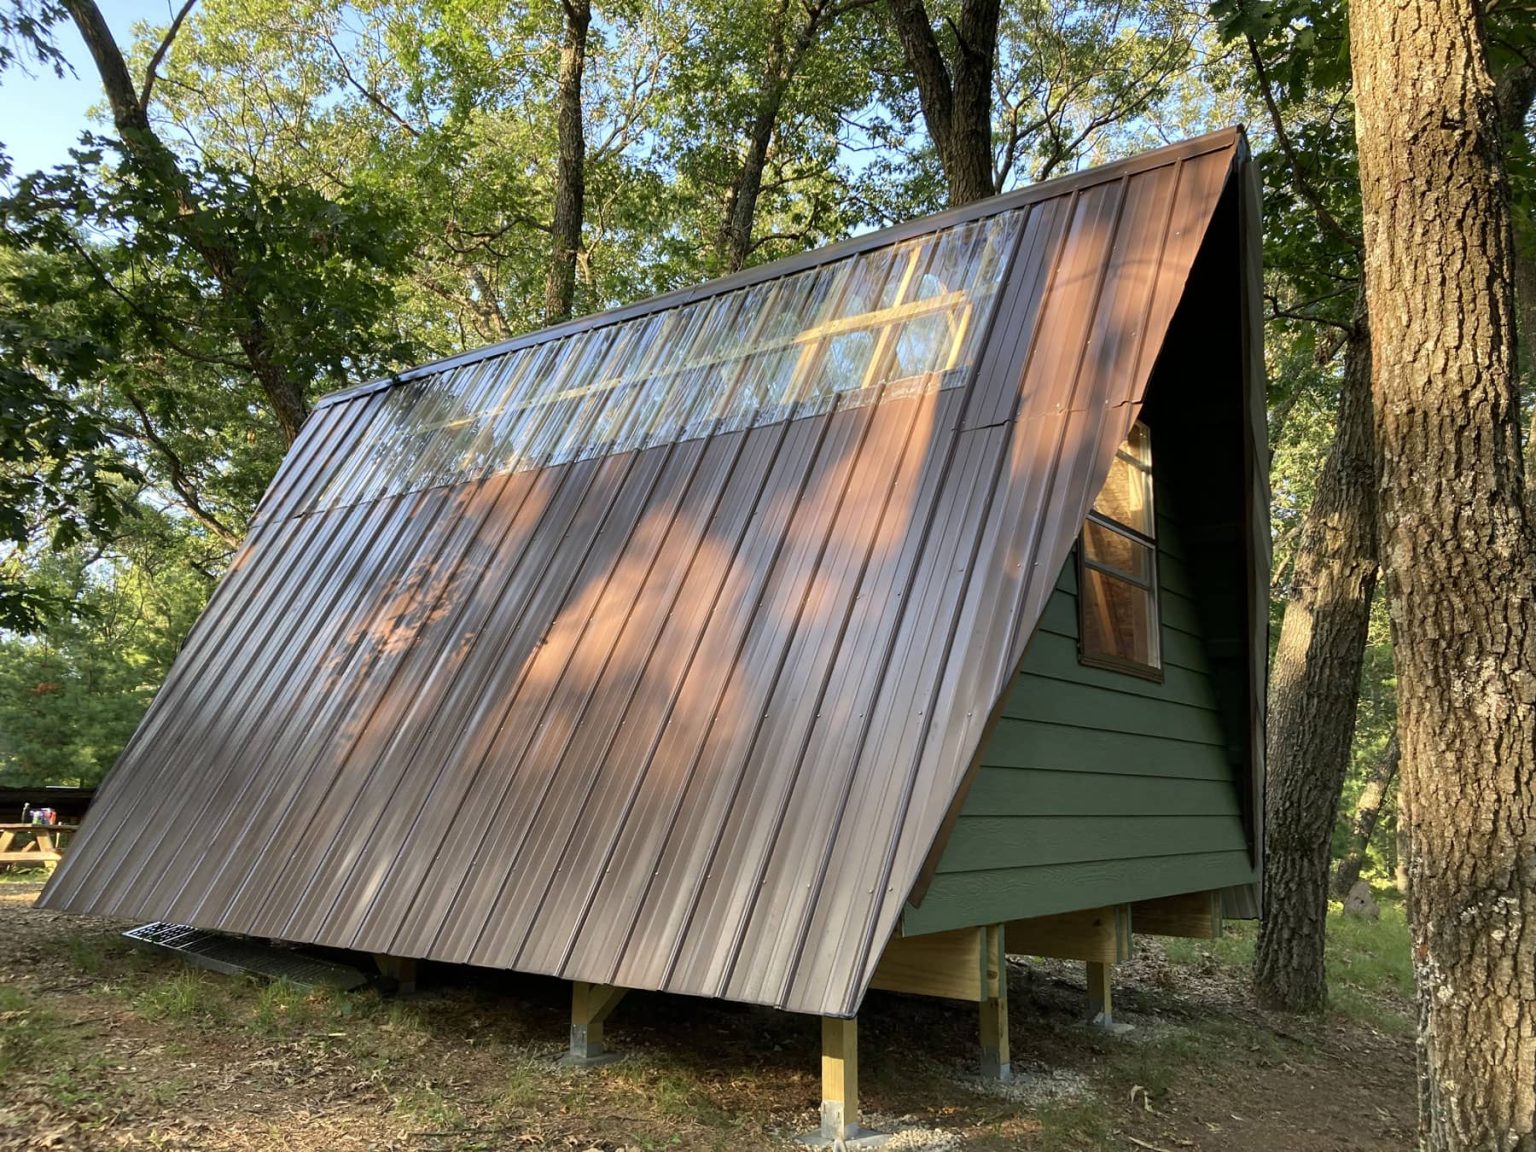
[374,954,418,995]
[796,1015,885,1146]
[821,1016,858,1140]
[562,981,627,1067]
[979,924,1011,1081]
[1084,960,1131,1032]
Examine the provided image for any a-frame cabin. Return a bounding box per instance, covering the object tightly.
[44,127,1266,1142]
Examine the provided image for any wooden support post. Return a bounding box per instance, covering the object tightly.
[563,981,627,1067]
[979,924,1010,1081]
[821,1016,858,1140]
[1086,960,1113,1024]
[798,1016,885,1147]
[374,954,418,995]
[1084,960,1133,1033]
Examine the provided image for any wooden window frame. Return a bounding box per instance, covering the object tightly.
[1077,429,1163,682]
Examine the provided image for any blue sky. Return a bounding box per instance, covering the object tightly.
[1,0,171,175]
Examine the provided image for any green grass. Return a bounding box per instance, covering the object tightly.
[0,867,53,883]
[134,969,234,1024]
[1031,1098,1118,1149]
[1163,889,1414,1030]
[0,983,54,1076]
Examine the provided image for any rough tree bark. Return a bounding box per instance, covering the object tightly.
[885,0,1000,206]
[63,0,310,444]
[1253,305,1378,1012]
[544,0,590,324]
[1349,0,1536,1144]
[1496,64,1536,462]
[1331,733,1399,898]
[715,0,833,273]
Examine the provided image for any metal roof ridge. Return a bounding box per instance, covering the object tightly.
[313,127,1246,413]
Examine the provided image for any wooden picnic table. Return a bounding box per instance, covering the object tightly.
[0,823,79,869]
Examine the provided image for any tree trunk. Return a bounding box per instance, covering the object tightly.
[1496,64,1536,464]
[1252,305,1379,1013]
[717,84,785,274]
[1350,0,1536,1144]
[63,0,310,444]
[716,0,800,275]
[885,0,1000,206]
[1331,733,1399,898]
[544,0,590,325]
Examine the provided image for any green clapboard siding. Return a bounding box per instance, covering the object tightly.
[908,458,1255,934]
[906,852,1258,934]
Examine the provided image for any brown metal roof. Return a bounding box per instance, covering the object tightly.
[42,128,1256,1017]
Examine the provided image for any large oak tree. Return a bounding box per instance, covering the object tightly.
[1349,0,1536,1144]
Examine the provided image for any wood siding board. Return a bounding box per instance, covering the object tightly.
[1021,632,1215,704]
[935,815,1251,873]
[962,768,1244,817]
[980,718,1234,780]
[904,851,1257,935]
[998,678,1228,745]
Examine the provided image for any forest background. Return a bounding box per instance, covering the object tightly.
[0,0,1425,894]
[0,0,1531,1036]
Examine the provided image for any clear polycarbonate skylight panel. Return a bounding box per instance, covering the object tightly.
[318,376,433,508]
[307,205,1028,513]
[794,246,903,416]
[948,213,1018,364]
[519,327,620,470]
[481,341,566,474]
[678,284,773,442]
[413,357,513,489]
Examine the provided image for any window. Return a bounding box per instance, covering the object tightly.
[1078,422,1160,678]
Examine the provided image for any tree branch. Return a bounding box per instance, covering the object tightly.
[119,391,239,547]
[138,0,197,113]
[1245,33,1361,253]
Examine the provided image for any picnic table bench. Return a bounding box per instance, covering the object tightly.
[0,823,79,869]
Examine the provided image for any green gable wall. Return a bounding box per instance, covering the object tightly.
[899,179,1263,938]
[902,477,1257,936]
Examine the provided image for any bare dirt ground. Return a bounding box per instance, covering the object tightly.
[0,878,1415,1151]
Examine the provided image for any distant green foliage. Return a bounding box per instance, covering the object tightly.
[0,510,211,787]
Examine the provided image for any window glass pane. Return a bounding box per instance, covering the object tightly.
[1079,419,1158,673]
[1083,520,1152,583]
[1080,567,1159,668]
[1091,447,1154,536]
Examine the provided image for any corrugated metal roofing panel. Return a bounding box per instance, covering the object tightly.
[42,129,1256,1018]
